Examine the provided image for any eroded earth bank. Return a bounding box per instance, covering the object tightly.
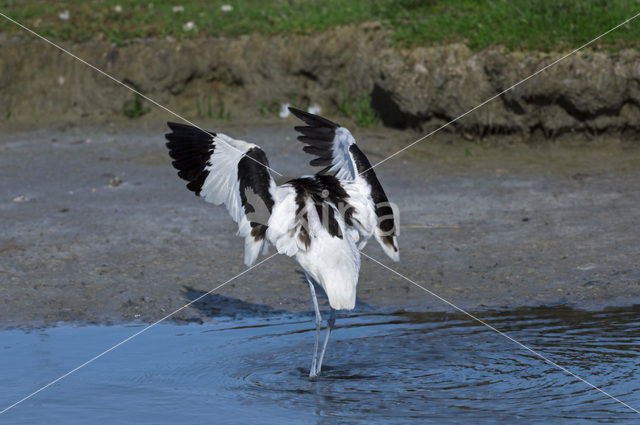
[2,23,640,138]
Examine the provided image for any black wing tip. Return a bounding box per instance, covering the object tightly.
[165,121,216,195]
[288,107,340,129]
[288,107,312,121]
[165,122,216,138]
[382,235,398,251]
[287,106,305,116]
[165,121,192,135]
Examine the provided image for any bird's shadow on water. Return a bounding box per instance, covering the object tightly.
[181,285,286,319]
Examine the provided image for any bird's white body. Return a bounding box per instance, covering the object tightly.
[264,177,378,310]
[294,224,360,310]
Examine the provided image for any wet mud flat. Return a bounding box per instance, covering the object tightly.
[1,121,639,327]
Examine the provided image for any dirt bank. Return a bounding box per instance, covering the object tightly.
[1,24,639,138]
[1,122,639,328]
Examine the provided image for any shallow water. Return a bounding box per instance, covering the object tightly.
[1,308,639,424]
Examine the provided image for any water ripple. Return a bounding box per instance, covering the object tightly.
[1,307,639,424]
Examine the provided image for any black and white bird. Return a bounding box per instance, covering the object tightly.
[165,107,399,378]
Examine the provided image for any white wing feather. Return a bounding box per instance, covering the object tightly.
[329,128,358,180]
[166,124,275,266]
[202,135,276,266]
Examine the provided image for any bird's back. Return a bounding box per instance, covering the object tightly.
[266,175,363,310]
[296,229,360,310]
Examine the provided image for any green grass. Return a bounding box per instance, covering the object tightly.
[196,95,214,118]
[259,100,280,118]
[216,100,231,120]
[338,89,379,127]
[390,0,640,51]
[0,0,638,50]
[122,91,150,118]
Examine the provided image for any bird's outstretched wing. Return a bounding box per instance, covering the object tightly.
[165,122,275,266]
[289,108,399,261]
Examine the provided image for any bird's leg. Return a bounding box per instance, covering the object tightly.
[306,273,322,379]
[315,308,336,376]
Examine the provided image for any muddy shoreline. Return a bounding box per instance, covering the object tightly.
[1,122,639,328]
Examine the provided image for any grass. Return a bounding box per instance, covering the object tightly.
[196,95,214,118]
[122,91,150,118]
[390,0,640,51]
[216,100,231,120]
[259,100,280,118]
[338,89,379,127]
[0,0,638,50]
